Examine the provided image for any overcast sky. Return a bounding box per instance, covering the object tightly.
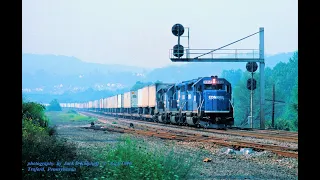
[22,0,297,68]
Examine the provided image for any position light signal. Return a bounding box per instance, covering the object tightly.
[173,44,184,57]
[172,23,185,36]
[246,62,258,73]
[247,78,257,90]
[171,23,185,58]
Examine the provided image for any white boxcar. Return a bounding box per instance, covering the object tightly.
[106,97,111,108]
[148,85,157,107]
[100,99,103,108]
[121,94,124,108]
[109,95,118,108]
[117,94,123,108]
[123,92,131,108]
[93,100,96,108]
[113,95,118,108]
[104,98,107,109]
[124,91,138,108]
[138,86,149,107]
[131,91,138,107]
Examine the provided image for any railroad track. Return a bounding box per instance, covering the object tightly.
[229,127,298,137]
[79,111,298,159]
[80,111,298,143]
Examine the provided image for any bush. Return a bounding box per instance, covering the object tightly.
[265,119,296,131]
[22,100,91,179]
[48,126,57,136]
[22,101,48,128]
[84,136,195,179]
[47,99,62,111]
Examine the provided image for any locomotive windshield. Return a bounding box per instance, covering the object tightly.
[204,84,225,90]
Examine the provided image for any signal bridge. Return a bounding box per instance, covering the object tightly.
[169,24,265,129]
[169,48,262,63]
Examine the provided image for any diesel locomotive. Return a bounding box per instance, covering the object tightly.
[63,75,234,129]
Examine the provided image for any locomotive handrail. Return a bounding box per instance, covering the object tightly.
[179,101,187,113]
[196,91,202,111]
[192,77,204,87]
[167,85,175,91]
[197,99,204,114]
[229,99,234,109]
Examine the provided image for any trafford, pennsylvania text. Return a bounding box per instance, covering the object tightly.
[26,161,132,172]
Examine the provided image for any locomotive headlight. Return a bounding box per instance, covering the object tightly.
[212,78,216,84]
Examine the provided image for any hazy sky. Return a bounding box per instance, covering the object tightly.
[23,0,297,68]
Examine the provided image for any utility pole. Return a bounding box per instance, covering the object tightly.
[265,84,285,128]
[250,69,253,128]
[272,84,275,127]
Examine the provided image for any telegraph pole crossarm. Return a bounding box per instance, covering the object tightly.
[265,84,286,128]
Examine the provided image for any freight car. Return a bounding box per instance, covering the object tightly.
[64,75,234,129]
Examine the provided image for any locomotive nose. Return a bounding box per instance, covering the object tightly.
[203,90,229,112]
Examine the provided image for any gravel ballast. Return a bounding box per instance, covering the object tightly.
[52,118,298,180]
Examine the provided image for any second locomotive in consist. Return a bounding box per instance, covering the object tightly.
[64,75,234,129]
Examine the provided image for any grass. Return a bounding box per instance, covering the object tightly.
[27,108,197,179]
[45,110,97,125]
[82,136,196,180]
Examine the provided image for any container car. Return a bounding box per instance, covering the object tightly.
[67,76,234,129]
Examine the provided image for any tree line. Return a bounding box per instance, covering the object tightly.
[223,51,298,131]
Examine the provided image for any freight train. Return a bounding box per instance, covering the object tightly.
[62,75,234,129]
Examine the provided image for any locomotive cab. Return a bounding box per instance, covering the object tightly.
[199,76,234,127]
[203,82,231,113]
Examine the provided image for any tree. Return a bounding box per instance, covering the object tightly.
[47,99,62,111]
[130,81,153,91]
[232,51,298,130]
[221,69,243,87]
[22,100,48,127]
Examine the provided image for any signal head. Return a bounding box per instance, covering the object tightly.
[173,44,184,57]
[172,24,185,36]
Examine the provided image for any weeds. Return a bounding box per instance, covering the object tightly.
[46,110,97,123]
[23,102,196,179]
[84,136,196,180]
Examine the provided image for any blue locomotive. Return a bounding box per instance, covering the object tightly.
[157,76,234,129]
[65,75,234,129]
